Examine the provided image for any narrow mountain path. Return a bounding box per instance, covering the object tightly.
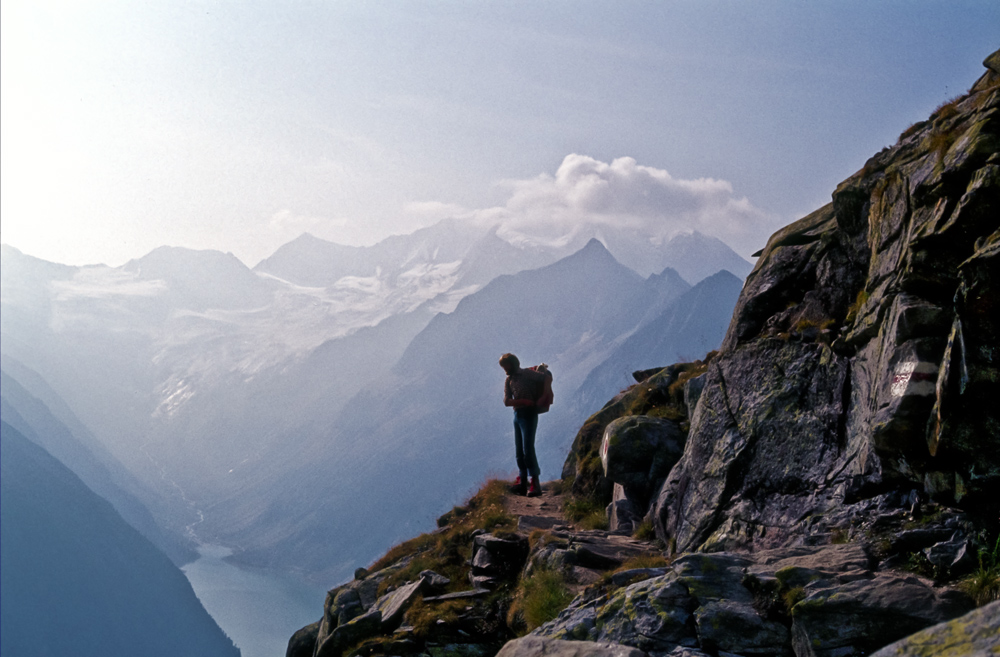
[504,480,663,591]
[505,481,568,532]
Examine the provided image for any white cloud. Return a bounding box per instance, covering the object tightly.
[465,154,774,256]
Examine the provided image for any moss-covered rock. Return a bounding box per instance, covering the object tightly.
[868,599,1000,656]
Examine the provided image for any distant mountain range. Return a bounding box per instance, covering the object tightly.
[0,221,750,583]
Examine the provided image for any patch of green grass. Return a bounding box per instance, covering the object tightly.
[961,566,1000,607]
[902,507,946,531]
[506,568,574,633]
[960,535,1000,607]
[528,529,568,552]
[845,289,869,324]
[928,127,961,160]
[403,598,467,637]
[616,554,670,572]
[632,519,656,541]
[368,533,438,574]
[931,95,962,122]
[368,478,517,594]
[665,354,715,398]
[899,121,925,141]
[902,551,936,579]
[578,510,609,530]
[830,528,849,544]
[782,586,805,613]
[564,498,610,530]
[563,497,604,523]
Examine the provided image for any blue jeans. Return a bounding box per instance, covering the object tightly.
[513,408,540,479]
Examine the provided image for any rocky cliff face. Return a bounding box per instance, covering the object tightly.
[651,50,1000,555]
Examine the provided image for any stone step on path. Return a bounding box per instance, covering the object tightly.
[504,480,663,589]
[506,479,567,532]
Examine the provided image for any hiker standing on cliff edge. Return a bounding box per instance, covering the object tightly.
[499,353,553,497]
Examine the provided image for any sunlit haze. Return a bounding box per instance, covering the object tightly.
[2,1,997,267]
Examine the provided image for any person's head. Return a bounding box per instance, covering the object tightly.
[499,353,520,375]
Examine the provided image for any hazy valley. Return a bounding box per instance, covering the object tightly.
[1,223,748,588]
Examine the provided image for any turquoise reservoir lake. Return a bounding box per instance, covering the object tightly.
[183,544,328,657]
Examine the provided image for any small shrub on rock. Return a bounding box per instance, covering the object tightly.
[507,568,573,633]
[632,519,656,541]
[368,478,516,595]
[961,535,1000,607]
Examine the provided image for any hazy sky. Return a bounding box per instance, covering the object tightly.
[2,1,997,267]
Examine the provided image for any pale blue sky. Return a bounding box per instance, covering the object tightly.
[2,1,997,266]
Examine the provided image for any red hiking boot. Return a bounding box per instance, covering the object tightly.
[511,475,526,496]
[527,477,542,497]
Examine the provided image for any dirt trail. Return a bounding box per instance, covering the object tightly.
[504,480,663,590]
[504,480,569,533]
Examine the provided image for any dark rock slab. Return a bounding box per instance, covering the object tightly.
[423,589,491,603]
[285,620,320,657]
[790,574,973,657]
[610,568,669,587]
[869,599,1000,656]
[694,599,791,657]
[374,578,425,631]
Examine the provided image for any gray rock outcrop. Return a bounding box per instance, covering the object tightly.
[653,48,1000,556]
[533,544,973,657]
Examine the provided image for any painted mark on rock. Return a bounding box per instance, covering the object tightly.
[600,433,610,471]
[890,360,938,397]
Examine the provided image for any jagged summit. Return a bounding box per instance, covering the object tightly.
[534,237,635,277]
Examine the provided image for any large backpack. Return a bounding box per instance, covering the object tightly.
[528,364,554,413]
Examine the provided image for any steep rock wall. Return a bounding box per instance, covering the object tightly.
[654,51,1000,553]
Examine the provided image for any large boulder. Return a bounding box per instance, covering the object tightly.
[601,415,684,509]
